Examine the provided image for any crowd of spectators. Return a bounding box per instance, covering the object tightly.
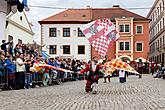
[0,40,87,90]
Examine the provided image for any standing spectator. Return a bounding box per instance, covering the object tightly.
[43,59,50,86]
[138,59,143,78]
[54,57,62,82]
[161,63,164,70]
[71,59,77,80]
[8,42,14,56]
[14,44,23,55]
[48,58,55,84]
[1,40,11,55]
[15,54,26,89]
[151,62,155,75]
[5,55,16,89]
[25,60,33,89]
[0,50,5,56]
[0,55,6,82]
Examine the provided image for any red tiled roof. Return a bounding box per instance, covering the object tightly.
[91,8,148,20]
[39,8,149,24]
[40,9,92,22]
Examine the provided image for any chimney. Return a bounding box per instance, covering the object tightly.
[113,5,120,8]
[87,5,91,8]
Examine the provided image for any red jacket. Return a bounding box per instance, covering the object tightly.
[80,63,102,74]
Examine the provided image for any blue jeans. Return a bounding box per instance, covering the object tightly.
[43,73,50,86]
[32,72,38,82]
[25,73,32,89]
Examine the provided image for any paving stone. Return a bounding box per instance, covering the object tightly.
[0,75,165,110]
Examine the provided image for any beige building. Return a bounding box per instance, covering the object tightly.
[147,0,165,64]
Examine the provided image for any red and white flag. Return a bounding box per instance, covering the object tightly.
[81,18,120,58]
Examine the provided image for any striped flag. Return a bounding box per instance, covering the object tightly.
[81,18,120,58]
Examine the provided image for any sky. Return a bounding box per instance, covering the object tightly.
[25,0,155,44]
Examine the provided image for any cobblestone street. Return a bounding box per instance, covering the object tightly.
[0,75,165,110]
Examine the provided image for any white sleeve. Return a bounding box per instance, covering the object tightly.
[16,58,23,65]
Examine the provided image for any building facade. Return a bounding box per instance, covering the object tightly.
[40,23,91,60]
[39,6,149,61]
[5,11,34,46]
[147,0,165,64]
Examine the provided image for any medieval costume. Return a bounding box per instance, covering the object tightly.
[80,61,102,94]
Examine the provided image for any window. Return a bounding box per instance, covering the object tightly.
[49,45,57,54]
[125,42,130,50]
[160,21,162,29]
[119,24,130,33]
[119,42,124,50]
[157,7,160,16]
[136,25,143,34]
[136,43,143,52]
[160,38,162,48]
[119,25,124,32]
[49,28,57,37]
[78,28,85,37]
[125,25,130,32]
[163,36,165,45]
[78,45,85,54]
[63,45,70,54]
[163,18,165,27]
[162,53,164,64]
[160,3,162,12]
[20,16,23,21]
[163,0,165,10]
[119,42,130,51]
[63,28,70,37]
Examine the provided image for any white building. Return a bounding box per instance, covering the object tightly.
[147,0,165,64]
[39,9,92,61]
[0,0,8,42]
[40,24,91,61]
[5,11,34,46]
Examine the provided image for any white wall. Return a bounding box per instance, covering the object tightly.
[5,11,34,46]
[0,0,7,41]
[6,22,33,46]
[42,24,91,61]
